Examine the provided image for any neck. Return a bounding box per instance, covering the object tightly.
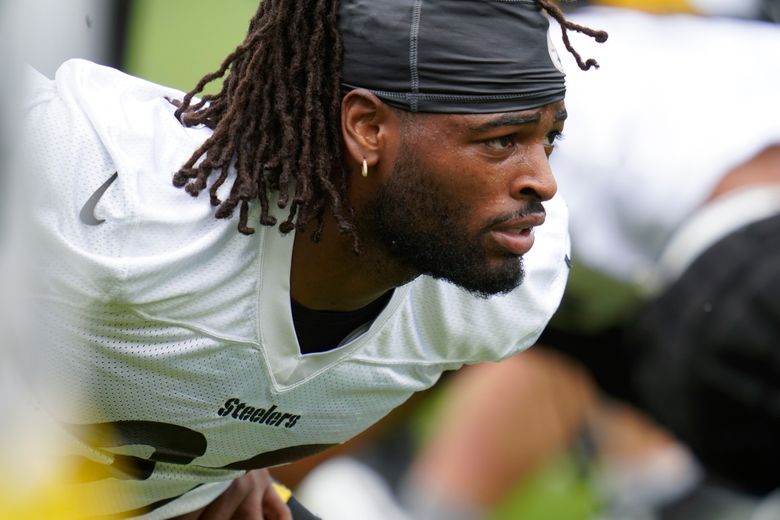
[290,214,415,311]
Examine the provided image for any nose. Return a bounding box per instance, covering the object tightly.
[510,145,558,202]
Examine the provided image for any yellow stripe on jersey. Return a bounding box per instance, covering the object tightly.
[272,481,294,503]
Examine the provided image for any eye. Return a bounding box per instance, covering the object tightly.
[545,130,564,148]
[484,135,516,151]
[544,131,564,155]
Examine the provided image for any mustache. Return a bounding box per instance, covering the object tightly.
[482,200,546,230]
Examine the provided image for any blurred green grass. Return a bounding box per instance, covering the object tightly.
[124,0,260,93]
[490,455,600,520]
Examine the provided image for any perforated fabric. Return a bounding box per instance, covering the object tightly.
[21,60,569,518]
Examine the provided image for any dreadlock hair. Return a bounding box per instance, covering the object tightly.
[172,0,349,245]
[536,0,609,70]
[172,0,605,252]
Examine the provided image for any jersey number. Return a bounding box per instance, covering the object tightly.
[67,420,333,481]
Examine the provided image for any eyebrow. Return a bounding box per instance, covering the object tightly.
[474,108,568,132]
[474,113,541,131]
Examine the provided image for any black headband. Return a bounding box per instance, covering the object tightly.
[340,0,566,114]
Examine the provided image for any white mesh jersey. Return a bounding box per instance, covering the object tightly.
[20,59,570,519]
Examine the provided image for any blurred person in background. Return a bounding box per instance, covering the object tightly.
[291,5,780,520]
[585,0,780,20]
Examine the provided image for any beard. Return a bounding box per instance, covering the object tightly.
[361,148,539,298]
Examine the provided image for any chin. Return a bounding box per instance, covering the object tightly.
[442,259,525,299]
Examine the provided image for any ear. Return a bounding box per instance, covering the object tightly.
[341,89,399,177]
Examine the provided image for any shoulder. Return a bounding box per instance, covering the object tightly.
[22,60,251,302]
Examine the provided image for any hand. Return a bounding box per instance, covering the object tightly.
[174,468,292,520]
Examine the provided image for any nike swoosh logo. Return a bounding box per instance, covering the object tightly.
[79,172,118,226]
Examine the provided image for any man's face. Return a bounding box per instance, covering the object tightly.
[362,101,565,298]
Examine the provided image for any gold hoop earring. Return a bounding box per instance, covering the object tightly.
[362,158,369,178]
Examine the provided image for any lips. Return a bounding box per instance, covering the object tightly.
[489,213,545,256]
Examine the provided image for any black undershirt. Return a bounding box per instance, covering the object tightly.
[291,290,394,354]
